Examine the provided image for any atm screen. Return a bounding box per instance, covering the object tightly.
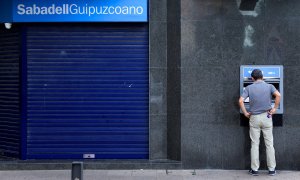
[271,83,280,91]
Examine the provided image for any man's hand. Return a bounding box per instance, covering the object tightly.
[239,97,251,119]
[268,107,277,115]
[244,112,251,119]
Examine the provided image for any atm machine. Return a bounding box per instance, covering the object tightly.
[240,65,284,126]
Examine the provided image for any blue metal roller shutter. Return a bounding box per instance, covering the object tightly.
[0,26,21,159]
[26,24,149,159]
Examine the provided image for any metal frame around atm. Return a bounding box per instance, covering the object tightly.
[240,65,284,126]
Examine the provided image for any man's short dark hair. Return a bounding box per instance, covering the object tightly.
[251,69,263,80]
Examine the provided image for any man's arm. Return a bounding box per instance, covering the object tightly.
[239,97,251,118]
[269,90,281,115]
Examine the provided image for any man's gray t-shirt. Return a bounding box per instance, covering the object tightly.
[242,81,277,115]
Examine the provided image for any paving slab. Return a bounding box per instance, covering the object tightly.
[0,169,299,180]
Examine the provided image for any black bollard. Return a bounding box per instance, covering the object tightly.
[72,161,83,180]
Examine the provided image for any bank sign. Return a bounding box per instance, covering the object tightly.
[2,0,148,22]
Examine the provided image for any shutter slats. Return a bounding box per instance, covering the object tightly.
[26,24,149,159]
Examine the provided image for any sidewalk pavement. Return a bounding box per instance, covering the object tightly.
[0,169,300,180]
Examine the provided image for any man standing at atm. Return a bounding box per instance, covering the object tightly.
[239,69,281,176]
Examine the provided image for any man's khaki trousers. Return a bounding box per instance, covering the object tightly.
[249,112,276,171]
